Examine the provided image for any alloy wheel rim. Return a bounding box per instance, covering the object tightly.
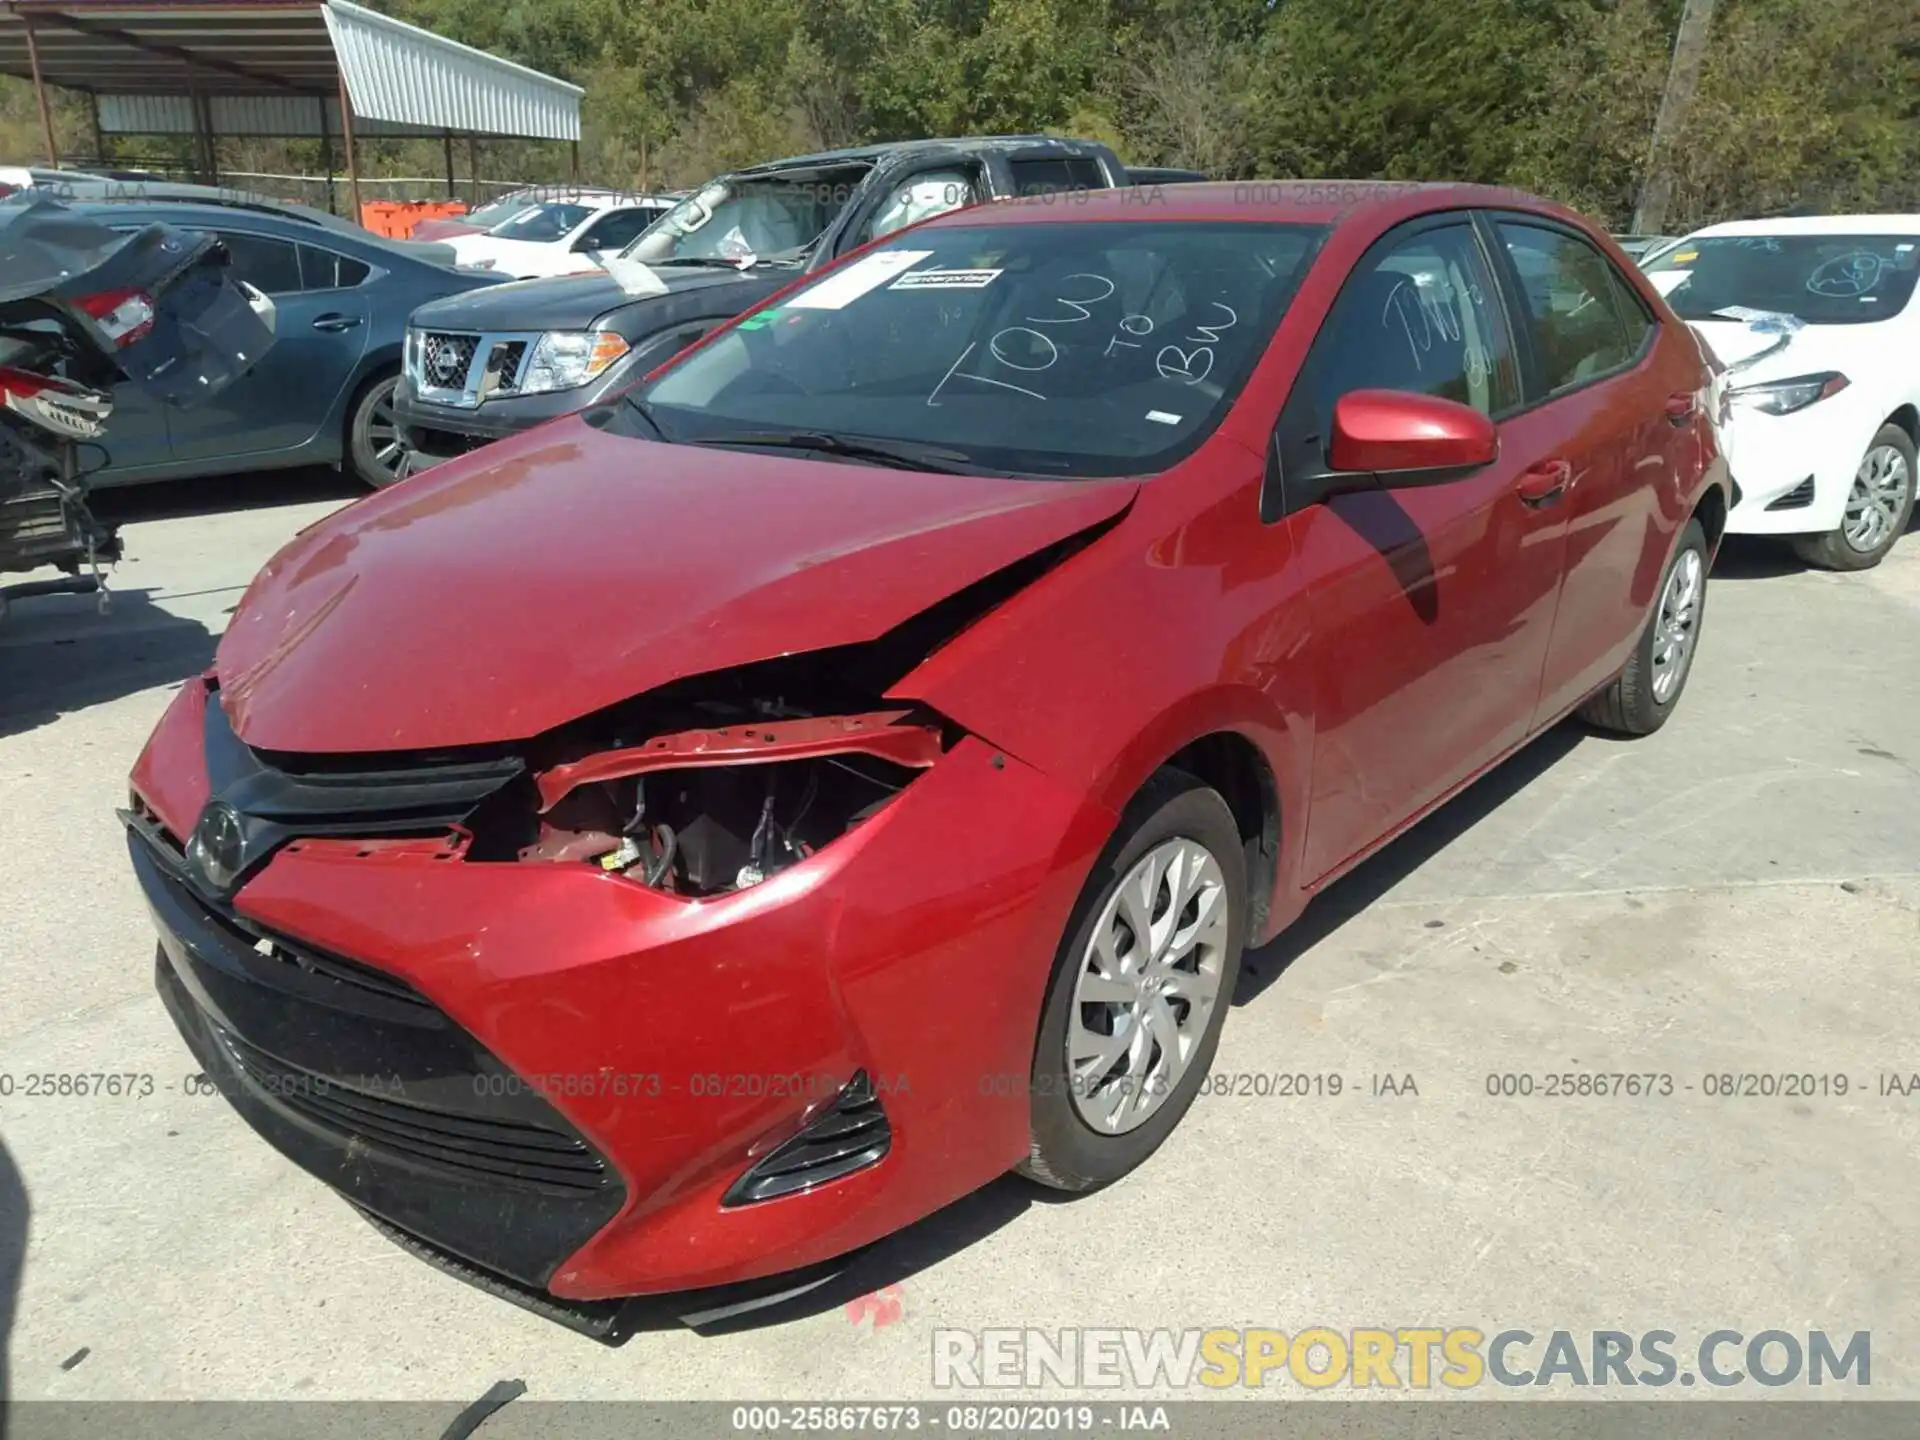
[1650,547,1702,705]
[1843,444,1911,554]
[361,380,405,480]
[1067,836,1230,1135]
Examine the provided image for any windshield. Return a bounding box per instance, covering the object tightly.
[622,167,870,265]
[467,195,531,228]
[637,220,1324,477]
[1645,233,1920,324]
[488,202,594,243]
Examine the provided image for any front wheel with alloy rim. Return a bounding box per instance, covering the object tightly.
[1578,516,1709,737]
[1019,770,1247,1192]
[346,373,407,488]
[1791,424,1917,572]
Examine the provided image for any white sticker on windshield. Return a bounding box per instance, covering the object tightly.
[891,267,1002,291]
[1647,270,1690,297]
[788,250,934,310]
[1145,410,1183,425]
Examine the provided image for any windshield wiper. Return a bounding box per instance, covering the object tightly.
[644,256,750,270]
[622,395,668,438]
[684,429,983,474]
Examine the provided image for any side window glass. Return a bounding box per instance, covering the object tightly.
[865,167,979,242]
[1607,266,1655,354]
[298,244,371,290]
[218,233,303,295]
[1314,223,1520,419]
[577,208,659,252]
[1496,223,1639,394]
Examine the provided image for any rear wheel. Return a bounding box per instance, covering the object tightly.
[345,372,406,489]
[1790,425,1916,571]
[1579,517,1708,737]
[1018,770,1246,1192]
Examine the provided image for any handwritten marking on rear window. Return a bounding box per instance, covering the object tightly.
[1806,251,1886,298]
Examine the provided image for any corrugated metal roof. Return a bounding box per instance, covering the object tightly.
[98,91,491,139]
[0,0,582,140]
[324,0,580,141]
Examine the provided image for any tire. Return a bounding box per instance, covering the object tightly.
[1018,769,1247,1192]
[345,372,406,489]
[1789,424,1917,572]
[1579,516,1709,737]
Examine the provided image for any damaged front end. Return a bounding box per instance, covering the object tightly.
[125,487,1134,1310]
[513,705,946,896]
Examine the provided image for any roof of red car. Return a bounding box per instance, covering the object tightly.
[927,179,1561,230]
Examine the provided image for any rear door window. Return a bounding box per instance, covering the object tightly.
[216,232,303,295]
[298,244,371,290]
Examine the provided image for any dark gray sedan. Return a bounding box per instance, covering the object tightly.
[60,199,507,488]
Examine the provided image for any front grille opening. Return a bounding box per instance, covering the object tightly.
[1765,476,1816,511]
[484,339,528,395]
[215,1026,612,1195]
[724,1072,891,1206]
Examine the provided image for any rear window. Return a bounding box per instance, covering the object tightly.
[1008,157,1108,196]
[1645,233,1920,324]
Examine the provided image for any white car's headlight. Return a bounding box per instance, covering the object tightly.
[462,257,497,271]
[1727,371,1849,416]
[519,330,631,394]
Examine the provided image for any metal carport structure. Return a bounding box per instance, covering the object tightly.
[0,0,583,218]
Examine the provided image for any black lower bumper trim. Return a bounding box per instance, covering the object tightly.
[352,1205,637,1345]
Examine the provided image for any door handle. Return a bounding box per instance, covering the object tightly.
[311,313,362,333]
[1665,390,1697,426]
[1516,459,1571,508]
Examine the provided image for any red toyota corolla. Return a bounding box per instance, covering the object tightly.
[125,182,1727,1336]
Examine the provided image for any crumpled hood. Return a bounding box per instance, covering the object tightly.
[1688,318,1871,380]
[216,417,1136,753]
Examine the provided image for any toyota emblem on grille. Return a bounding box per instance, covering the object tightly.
[187,801,246,892]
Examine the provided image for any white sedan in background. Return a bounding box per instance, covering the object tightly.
[446,196,675,280]
[1645,216,1919,570]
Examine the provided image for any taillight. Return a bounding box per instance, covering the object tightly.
[0,365,47,399]
[77,287,157,347]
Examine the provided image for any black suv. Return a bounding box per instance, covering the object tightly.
[394,136,1135,468]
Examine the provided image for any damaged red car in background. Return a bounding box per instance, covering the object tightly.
[125,183,1728,1338]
